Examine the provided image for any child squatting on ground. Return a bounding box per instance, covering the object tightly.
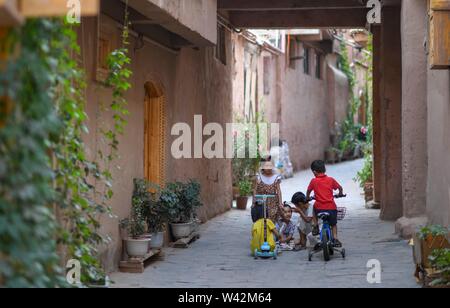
[307,160,345,248]
[250,201,280,255]
[290,192,319,250]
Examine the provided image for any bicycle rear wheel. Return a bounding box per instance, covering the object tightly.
[322,231,330,261]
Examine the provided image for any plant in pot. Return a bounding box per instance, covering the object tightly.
[415,225,450,269]
[166,180,203,240]
[236,179,252,210]
[147,185,173,249]
[354,154,374,202]
[120,210,149,258]
[428,248,450,288]
[146,205,166,249]
[120,179,151,258]
[325,147,341,164]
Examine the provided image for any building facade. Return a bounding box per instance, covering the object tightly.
[79,0,233,271]
[231,29,369,170]
[75,0,449,271]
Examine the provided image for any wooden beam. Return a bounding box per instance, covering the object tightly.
[431,0,450,10]
[229,8,368,28]
[20,0,99,17]
[0,0,23,26]
[428,0,450,69]
[219,0,366,10]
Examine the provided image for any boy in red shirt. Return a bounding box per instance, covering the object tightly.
[306,160,345,247]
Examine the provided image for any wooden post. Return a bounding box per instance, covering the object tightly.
[428,0,450,69]
[1,0,99,27]
[0,27,15,128]
[19,0,99,18]
[1,0,100,124]
[379,6,403,221]
[371,25,382,204]
[0,0,23,26]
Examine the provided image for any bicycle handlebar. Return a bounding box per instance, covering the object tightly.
[308,194,346,202]
[255,195,276,199]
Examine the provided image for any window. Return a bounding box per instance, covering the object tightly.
[315,53,322,79]
[215,24,227,65]
[263,56,271,95]
[96,16,117,82]
[303,47,310,75]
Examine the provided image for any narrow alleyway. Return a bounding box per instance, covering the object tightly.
[111,160,418,288]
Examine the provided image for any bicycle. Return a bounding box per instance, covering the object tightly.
[308,194,347,262]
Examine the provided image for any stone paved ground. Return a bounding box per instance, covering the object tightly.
[111,160,419,288]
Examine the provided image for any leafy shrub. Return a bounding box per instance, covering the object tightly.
[429,248,450,287]
[120,179,150,238]
[354,154,373,188]
[167,180,203,224]
[238,179,253,197]
[418,225,449,240]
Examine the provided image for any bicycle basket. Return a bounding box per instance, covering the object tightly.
[337,207,347,221]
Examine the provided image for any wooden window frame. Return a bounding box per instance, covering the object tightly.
[215,23,227,66]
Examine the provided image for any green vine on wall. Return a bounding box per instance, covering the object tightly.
[99,5,132,203]
[0,4,132,286]
[0,19,66,288]
[51,20,110,285]
[53,5,132,285]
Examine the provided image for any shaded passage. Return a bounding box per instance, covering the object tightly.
[111,160,417,288]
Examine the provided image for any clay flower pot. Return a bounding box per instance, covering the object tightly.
[125,238,151,258]
[232,186,239,200]
[170,222,194,239]
[325,148,339,164]
[236,196,249,210]
[149,231,165,249]
[364,182,374,202]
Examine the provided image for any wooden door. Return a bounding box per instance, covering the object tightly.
[144,83,165,186]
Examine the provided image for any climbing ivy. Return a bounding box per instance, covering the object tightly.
[99,5,132,202]
[50,20,109,285]
[337,39,365,156]
[353,34,374,187]
[51,8,132,286]
[0,5,132,286]
[0,19,66,288]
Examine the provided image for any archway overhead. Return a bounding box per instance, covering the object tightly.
[218,0,367,11]
[219,0,400,29]
[218,0,371,28]
[226,8,369,29]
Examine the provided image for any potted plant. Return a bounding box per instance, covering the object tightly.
[236,179,252,210]
[232,113,264,195]
[120,213,149,258]
[354,154,374,202]
[147,183,179,247]
[120,179,152,258]
[165,180,203,240]
[325,147,340,164]
[427,248,450,288]
[145,186,168,249]
[415,225,450,269]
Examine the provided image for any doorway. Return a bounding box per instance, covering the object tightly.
[144,81,166,186]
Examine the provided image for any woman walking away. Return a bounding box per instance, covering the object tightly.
[252,160,284,223]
